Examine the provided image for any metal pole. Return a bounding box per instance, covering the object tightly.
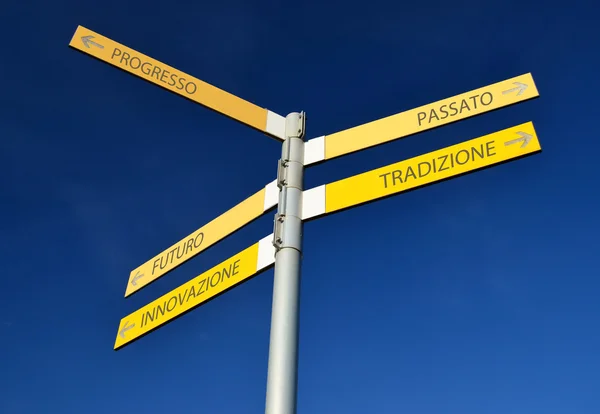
[265,112,305,414]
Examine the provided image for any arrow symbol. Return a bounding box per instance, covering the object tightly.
[119,321,135,339]
[81,35,104,49]
[504,131,532,148]
[130,271,144,286]
[502,82,528,96]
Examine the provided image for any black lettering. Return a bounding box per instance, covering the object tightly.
[159,255,167,270]
[185,82,196,95]
[450,152,455,168]
[210,272,220,287]
[405,166,417,180]
[481,92,493,106]
[418,162,431,178]
[469,94,479,110]
[160,69,169,83]
[169,248,178,264]
[129,57,141,69]
[438,155,449,171]
[163,250,172,267]
[152,259,160,275]
[392,170,403,186]
[185,238,194,255]
[169,73,177,86]
[232,259,240,276]
[432,157,437,173]
[176,244,185,259]
[166,297,177,312]
[417,112,426,126]
[486,141,496,157]
[221,265,231,280]
[187,286,196,301]
[428,108,439,123]
[178,289,187,306]
[194,232,204,248]
[456,149,469,165]
[379,172,391,188]
[459,98,470,113]
[449,101,458,116]
[111,48,122,60]
[151,66,161,80]
[177,77,186,90]
[156,302,165,318]
[198,278,206,294]
[144,310,154,326]
[141,312,146,327]
[471,144,484,160]
[221,264,232,280]
[141,62,152,75]
[120,52,130,65]
[439,104,449,120]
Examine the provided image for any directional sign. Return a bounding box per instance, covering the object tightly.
[69,25,286,140]
[125,180,279,297]
[302,122,541,219]
[115,233,275,349]
[303,74,539,166]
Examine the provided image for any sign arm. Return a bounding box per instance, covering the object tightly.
[302,73,539,166]
[68,25,286,140]
[302,122,542,220]
[125,179,279,296]
[115,233,276,349]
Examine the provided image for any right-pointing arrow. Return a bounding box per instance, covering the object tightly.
[504,131,532,148]
[119,321,135,338]
[502,82,528,96]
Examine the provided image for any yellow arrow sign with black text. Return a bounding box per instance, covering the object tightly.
[303,74,539,165]
[302,122,542,219]
[115,234,275,349]
[69,25,286,140]
[125,181,278,297]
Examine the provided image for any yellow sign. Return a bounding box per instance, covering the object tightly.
[125,181,278,296]
[303,74,539,165]
[302,122,541,218]
[115,235,275,349]
[69,25,286,140]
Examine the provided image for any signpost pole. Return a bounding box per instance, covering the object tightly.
[265,112,306,414]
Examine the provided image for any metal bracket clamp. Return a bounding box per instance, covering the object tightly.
[272,186,302,252]
[272,213,285,249]
[286,111,305,140]
[282,139,292,163]
[272,213,302,252]
[276,158,288,189]
[272,186,288,249]
[279,139,304,190]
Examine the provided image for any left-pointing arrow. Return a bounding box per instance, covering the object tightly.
[130,271,143,287]
[119,321,135,338]
[81,35,104,49]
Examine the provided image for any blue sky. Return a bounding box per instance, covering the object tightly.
[1,0,599,413]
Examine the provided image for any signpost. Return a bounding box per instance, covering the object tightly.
[69,24,543,414]
[125,179,279,296]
